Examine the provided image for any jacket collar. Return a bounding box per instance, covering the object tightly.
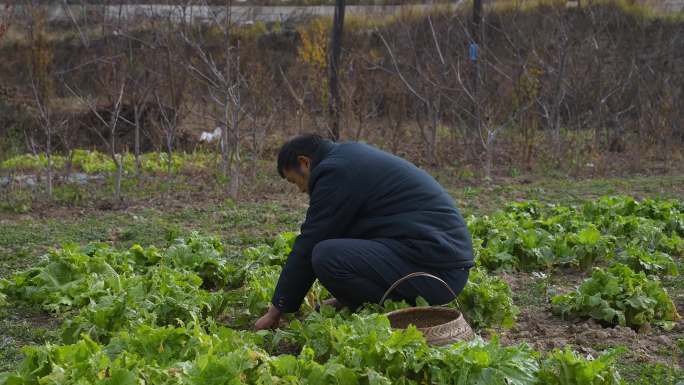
[307,139,336,193]
[310,139,336,172]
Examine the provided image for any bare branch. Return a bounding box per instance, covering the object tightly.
[61,0,89,47]
[376,29,428,106]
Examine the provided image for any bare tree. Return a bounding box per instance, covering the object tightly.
[154,35,187,179]
[64,81,128,202]
[376,12,475,166]
[471,0,483,145]
[29,81,65,200]
[341,54,381,141]
[472,11,545,180]
[243,60,279,178]
[368,75,410,155]
[279,65,327,133]
[523,6,572,162]
[55,114,76,180]
[377,23,445,165]
[130,74,152,174]
[154,83,184,179]
[60,0,89,47]
[182,0,246,200]
[119,31,153,175]
[379,8,535,180]
[25,2,66,199]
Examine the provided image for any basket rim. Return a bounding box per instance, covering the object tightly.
[385,306,466,331]
[385,305,474,346]
[385,306,463,318]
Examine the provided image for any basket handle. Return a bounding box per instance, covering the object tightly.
[379,271,457,306]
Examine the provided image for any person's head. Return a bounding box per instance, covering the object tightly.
[277,133,324,194]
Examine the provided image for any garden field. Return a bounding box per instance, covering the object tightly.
[0,173,683,384]
[2,0,683,381]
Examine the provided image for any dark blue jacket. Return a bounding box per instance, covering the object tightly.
[271,140,474,312]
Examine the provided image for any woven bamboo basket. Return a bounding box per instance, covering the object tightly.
[381,272,474,346]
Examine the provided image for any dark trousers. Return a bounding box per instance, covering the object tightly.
[311,238,470,310]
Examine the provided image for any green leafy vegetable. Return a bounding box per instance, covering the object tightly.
[454,268,519,329]
[551,264,680,329]
[470,196,682,272]
[537,347,624,385]
[0,228,628,385]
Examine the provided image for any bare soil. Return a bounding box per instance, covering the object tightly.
[496,272,684,368]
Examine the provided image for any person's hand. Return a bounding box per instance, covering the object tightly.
[254,305,282,331]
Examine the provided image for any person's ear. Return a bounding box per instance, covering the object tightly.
[297,156,310,172]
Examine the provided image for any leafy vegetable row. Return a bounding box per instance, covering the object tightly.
[1,150,215,175]
[1,310,623,385]
[552,263,680,330]
[469,196,683,273]
[0,230,624,384]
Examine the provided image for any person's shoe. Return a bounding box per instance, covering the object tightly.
[315,297,346,312]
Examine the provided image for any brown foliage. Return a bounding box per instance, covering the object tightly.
[1,2,682,177]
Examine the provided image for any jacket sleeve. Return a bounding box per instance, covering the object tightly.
[271,165,361,313]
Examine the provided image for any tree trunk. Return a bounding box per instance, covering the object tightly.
[471,0,483,148]
[134,104,142,174]
[222,100,230,176]
[110,123,123,201]
[229,94,240,201]
[46,132,53,200]
[593,43,603,154]
[166,138,173,180]
[328,0,345,142]
[429,106,439,165]
[65,148,74,181]
[229,161,239,200]
[115,155,123,202]
[251,123,259,179]
[354,110,364,141]
[551,45,569,162]
[484,130,494,182]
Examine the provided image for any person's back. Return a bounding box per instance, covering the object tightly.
[317,141,474,270]
[255,134,474,330]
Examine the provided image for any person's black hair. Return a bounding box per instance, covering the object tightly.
[277,133,324,178]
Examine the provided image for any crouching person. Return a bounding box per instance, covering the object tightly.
[255,134,474,330]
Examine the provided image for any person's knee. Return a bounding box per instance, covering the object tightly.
[311,239,338,278]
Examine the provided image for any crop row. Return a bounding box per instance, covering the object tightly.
[1,195,682,383]
[0,231,620,384]
[1,150,215,175]
[470,195,682,274]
